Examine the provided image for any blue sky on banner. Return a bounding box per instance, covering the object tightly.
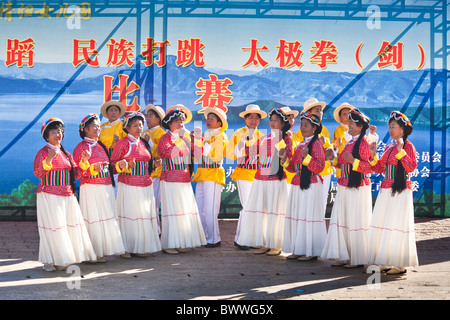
[1,11,431,73]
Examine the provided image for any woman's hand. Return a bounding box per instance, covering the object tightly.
[343,151,354,164]
[278,148,287,161]
[80,150,91,164]
[301,146,309,158]
[369,141,377,159]
[127,159,136,169]
[45,148,57,165]
[117,159,128,170]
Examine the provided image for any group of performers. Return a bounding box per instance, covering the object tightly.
[34,98,419,276]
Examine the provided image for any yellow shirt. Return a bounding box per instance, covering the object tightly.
[99,120,126,151]
[192,129,228,185]
[226,126,264,182]
[142,126,166,178]
[296,125,333,176]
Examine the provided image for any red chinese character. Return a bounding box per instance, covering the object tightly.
[73,39,99,67]
[104,74,140,112]
[242,39,269,68]
[276,40,303,69]
[142,38,170,67]
[195,74,233,113]
[176,38,205,67]
[309,40,338,69]
[5,38,35,67]
[106,38,135,67]
[376,41,403,70]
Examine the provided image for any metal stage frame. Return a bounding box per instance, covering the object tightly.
[3,0,449,216]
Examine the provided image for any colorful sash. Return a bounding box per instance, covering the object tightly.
[259,155,273,169]
[237,156,258,170]
[122,161,150,176]
[89,164,110,179]
[41,170,70,186]
[385,164,409,180]
[341,163,365,179]
[341,163,352,178]
[198,156,221,169]
[162,155,191,171]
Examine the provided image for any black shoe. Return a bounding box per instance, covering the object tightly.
[205,241,221,248]
[234,241,250,250]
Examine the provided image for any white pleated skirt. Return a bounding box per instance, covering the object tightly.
[160,181,207,249]
[79,183,126,257]
[283,182,327,257]
[367,188,419,268]
[116,182,161,254]
[237,179,287,249]
[321,184,372,265]
[36,192,97,266]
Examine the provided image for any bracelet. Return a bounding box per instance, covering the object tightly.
[42,159,52,171]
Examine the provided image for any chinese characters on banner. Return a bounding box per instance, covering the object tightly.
[4,37,425,71]
[2,33,431,199]
[0,1,91,21]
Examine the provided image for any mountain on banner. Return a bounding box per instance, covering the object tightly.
[0,56,445,110]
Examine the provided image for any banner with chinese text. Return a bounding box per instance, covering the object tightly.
[0,1,448,217]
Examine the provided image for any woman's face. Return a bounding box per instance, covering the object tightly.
[106,105,121,122]
[84,119,101,139]
[269,114,283,131]
[300,119,316,138]
[339,108,351,126]
[146,110,161,129]
[46,127,63,146]
[348,119,363,136]
[126,118,143,138]
[168,116,184,132]
[244,113,261,129]
[206,113,222,130]
[388,119,404,140]
[308,105,323,121]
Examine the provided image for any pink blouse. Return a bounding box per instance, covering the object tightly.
[286,137,325,186]
[111,135,153,187]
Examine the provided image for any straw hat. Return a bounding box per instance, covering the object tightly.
[145,104,166,120]
[100,100,126,118]
[333,102,355,124]
[204,107,228,131]
[166,104,192,124]
[41,117,64,137]
[280,106,299,118]
[239,104,267,119]
[302,98,326,113]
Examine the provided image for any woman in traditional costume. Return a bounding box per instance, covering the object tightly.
[226,104,266,250]
[157,105,207,254]
[99,100,127,196]
[34,118,96,271]
[321,109,375,268]
[111,112,161,258]
[237,108,292,256]
[73,113,126,262]
[367,111,418,275]
[283,112,326,261]
[192,107,228,248]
